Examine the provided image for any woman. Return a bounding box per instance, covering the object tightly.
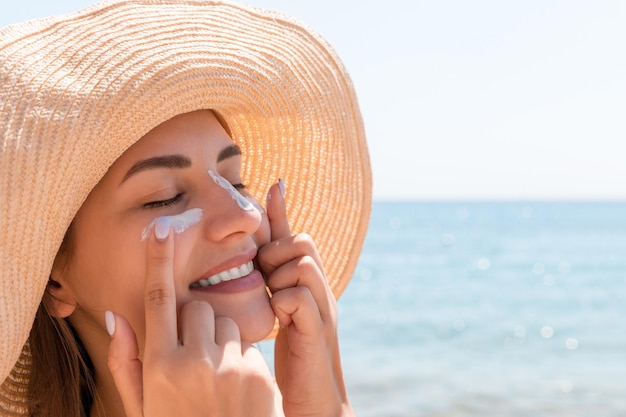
[0,1,371,416]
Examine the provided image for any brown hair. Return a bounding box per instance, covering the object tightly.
[27,228,96,417]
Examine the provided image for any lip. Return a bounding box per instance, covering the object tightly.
[190,269,264,294]
[189,247,259,288]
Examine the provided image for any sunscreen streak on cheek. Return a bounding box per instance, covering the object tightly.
[208,169,261,213]
[141,208,204,241]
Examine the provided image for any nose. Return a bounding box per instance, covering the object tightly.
[200,171,262,242]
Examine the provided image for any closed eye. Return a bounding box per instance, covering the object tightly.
[143,193,184,209]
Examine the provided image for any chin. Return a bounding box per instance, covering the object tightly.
[237,304,276,343]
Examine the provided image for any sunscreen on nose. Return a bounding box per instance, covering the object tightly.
[141,208,203,241]
[208,169,261,213]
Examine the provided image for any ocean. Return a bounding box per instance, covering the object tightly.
[262,201,626,416]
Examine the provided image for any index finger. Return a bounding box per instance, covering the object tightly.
[266,179,291,240]
[144,216,178,358]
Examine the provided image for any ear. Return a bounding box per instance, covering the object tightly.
[46,276,77,318]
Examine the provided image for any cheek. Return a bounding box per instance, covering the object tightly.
[68,227,147,316]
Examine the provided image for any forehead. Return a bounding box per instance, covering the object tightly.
[109,110,234,173]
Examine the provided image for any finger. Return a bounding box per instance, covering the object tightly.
[179,300,215,349]
[240,343,276,416]
[257,233,325,281]
[106,312,144,417]
[270,286,324,337]
[265,256,335,323]
[241,342,274,379]
[266,180,291,241]
[144,216,178,358]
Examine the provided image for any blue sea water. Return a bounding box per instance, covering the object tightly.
[333,201,626,417]
[261,201,626,416]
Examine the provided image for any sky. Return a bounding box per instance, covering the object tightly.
[2,0,625,201]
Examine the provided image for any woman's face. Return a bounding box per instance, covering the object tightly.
[55,110,275,351]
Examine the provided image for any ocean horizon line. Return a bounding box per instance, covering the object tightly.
[372,197,626,204]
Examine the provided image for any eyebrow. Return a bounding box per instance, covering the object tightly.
[218,144,242,162]
[121,154,191,184]
[120,144,242,184]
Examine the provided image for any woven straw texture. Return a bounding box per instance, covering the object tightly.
[0,0,370,413]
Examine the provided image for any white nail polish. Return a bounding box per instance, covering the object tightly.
[105,311,115,337]
[154,216,171,240]
[279,178,286,198]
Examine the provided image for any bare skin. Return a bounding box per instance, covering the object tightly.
[50,110,354,417]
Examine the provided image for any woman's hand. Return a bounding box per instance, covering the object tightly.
[105,216,276,417]
[258,182,354,417]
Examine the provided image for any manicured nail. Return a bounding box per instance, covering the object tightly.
[105,311,116,337]
[154,216,170,240]
[278,178,286,198]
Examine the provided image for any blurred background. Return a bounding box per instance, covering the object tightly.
[4,1,626,415]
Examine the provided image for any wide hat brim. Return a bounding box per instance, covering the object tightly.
[0,0,371,413]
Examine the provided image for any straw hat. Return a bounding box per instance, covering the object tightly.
[0,0,370,413]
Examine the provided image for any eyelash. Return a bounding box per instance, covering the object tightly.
[143,183,246,209]
[144,193,184,209]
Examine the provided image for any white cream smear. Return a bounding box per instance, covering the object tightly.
[141,207,204,241]
[208,169,262,213]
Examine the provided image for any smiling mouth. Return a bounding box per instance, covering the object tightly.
[190,261,255,288]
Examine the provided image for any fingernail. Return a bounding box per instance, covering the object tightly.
[278,178,286,198]
[105,311,116,337]
[154,216,170,240]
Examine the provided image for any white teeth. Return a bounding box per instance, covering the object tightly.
[191,261,254,288]
[225,267,239,281]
